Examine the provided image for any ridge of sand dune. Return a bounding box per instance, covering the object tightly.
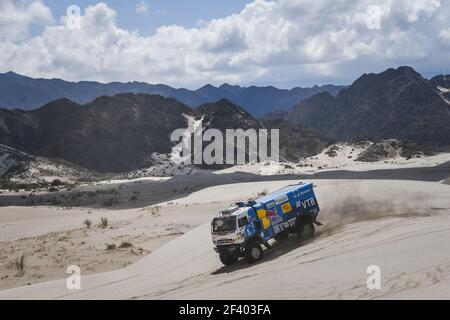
[0,180,449,299]
[0,180,307,289]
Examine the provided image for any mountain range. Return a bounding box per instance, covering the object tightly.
[0,94,329,172]
[0,94,190,172]
[280,66,450,150]
[0,71,344,116]
[0,66,449,175]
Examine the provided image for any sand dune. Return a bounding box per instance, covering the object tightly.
[0,179,449,299]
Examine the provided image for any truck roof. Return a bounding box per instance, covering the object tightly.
[256,182,313,204]
[217,206,248,218]
[216,182,314,218]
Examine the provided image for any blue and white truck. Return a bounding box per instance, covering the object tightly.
[211,182,321,265]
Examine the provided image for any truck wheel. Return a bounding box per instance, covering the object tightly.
[245,241,263,264]
[219,253,238,266]
[274,231,289,241]
[297,221,315,240]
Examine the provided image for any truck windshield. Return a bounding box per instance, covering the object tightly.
[212,217,236,232]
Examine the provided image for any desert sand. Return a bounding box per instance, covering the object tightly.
[0,179,449,299]
[0,180,298,289]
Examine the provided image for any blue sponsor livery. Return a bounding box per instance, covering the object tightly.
[211,182,321,265]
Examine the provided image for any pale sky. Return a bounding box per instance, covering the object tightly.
[1,0,449,88]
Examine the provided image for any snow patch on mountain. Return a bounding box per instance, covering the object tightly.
[437,85,450,105]
[437,86,450,93]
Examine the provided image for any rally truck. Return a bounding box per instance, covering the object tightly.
[211,182,320,266]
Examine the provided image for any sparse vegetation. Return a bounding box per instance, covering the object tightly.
[148,205,161,216]
[257,189,268,196]
[99,217,108,229]
[15,255,25,277]
[355,139,426,162]
[83,219,92,229]
[325,145,339,157]
[51,179,63,186]
[400,140,431,159]
[119,242,133,248]
[105,243,116,250]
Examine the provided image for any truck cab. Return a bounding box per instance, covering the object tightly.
[211,182,320,266]
[211,206,249,247]
[211,205,260,265]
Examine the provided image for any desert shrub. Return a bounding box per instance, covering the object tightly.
[99,217,108,229]
[149,205,161,215]
[118,242,133,248]
[325,145,339,157]
[15,255,25,277]
[83,219,92,229]
[105,243,116,250]
[257,189,268,196]
[51,179,63,186]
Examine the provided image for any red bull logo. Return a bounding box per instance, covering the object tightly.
[266,209,282,224]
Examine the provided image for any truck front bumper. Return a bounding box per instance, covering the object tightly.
[214,244,243,256]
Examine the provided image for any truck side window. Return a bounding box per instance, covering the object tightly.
[238,217,248,228]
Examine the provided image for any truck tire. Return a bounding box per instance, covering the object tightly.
[219,253,238,266]
[274,231,289,241]
[245,240,263,264]
[296,220,315,240]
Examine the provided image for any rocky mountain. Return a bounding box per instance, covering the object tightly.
[261,119,334,162]
[0,144,32,177]
[0,144,96,186]
[0,94,191,172]
[194,100,333,164]
[195,98,263,131]
[2,66,448,177]
[430,74,450,105]
[260,110,289,121]
[288,91,336,133]
[0,94,333,173]
[286,66,450,150]
[194,83,345,116]
[0,71,345,116]
[430,74,450,89]
[355,139,430,162]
